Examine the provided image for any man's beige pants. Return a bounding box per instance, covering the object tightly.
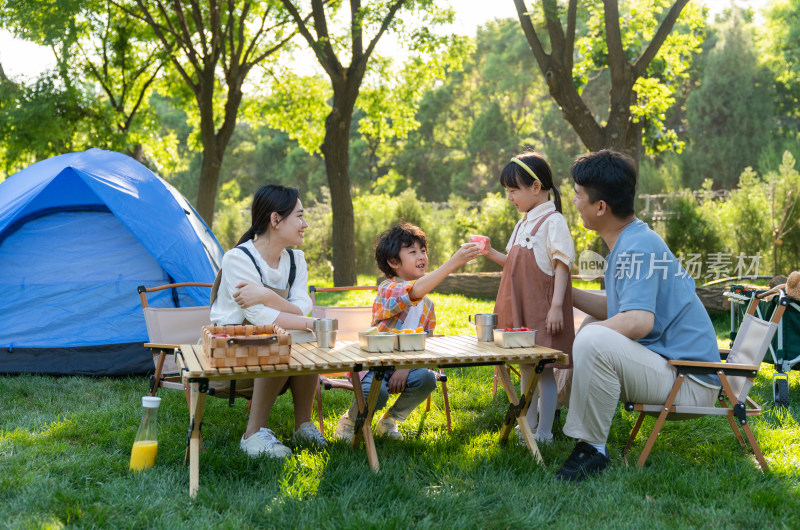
[563,324,719,445]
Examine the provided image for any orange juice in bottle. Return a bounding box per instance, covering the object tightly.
[130,441,158,470]
[129,396,160,471]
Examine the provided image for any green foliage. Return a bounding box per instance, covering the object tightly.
[0,0,166,166]
[761,0,800,132]
[0,72,105,174]
[717,168,772,270]
[212,180,251,251]
[662,189,724,266]
[637,153,683,195]
[301,190,334,277]
[261,71,330,155]
[393,17,584,201]
[569,0,706,155]
[632,1,706,154]
[471,193,519,272]
[764,151,800,275]
[683,11,774,188]
[467,102,515,188]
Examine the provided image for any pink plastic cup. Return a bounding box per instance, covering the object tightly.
[469,234,489,252]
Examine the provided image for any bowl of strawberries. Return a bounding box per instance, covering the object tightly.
[492,327,536,348]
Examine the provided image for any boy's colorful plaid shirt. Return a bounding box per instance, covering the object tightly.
[371,278,436,332]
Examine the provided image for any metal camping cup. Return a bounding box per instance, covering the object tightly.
[470,313,498,342]
[313,318,338,348]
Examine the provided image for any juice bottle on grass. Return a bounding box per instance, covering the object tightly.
[130,396,160,471]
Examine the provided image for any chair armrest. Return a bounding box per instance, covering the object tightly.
[668,359,760,377]
[668,360,759,370]
[145,343,181,350]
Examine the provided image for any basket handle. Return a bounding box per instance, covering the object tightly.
[226,336,278,347]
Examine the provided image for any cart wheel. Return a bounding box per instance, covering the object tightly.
[774,378,790,409]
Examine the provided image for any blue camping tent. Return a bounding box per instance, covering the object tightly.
[0,149,224,375]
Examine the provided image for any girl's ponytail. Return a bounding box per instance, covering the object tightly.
[551,186,562,213]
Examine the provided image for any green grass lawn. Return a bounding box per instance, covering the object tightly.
[1,292,799,527]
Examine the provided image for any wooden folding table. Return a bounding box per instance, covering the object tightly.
[176,336,566,497]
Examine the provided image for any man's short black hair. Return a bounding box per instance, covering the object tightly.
[375,222,428,278]
[570,149,637,218]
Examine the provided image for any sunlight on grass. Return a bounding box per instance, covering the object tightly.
[278,450,328,501]
[1,292,799,526]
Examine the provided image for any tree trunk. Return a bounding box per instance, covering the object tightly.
[129,143,144,162]
[196,148,223,227]
[194,72,242,228]
[322,82,359,286]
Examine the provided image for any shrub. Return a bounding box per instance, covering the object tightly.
[662,186,725,272]
[212,180,251,251]
[718,168,772,276]
[301,188,333,277]
[471,192,518,272]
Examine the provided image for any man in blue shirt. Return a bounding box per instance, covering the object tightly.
[556,150,720,482]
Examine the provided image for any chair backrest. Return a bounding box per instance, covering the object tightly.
[726,293,787,398]
[309,285,379,341]
[143,306,211,346]
[138,282,212,374]
[312,306,373,341]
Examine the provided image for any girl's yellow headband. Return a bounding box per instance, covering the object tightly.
[511,157,540,183]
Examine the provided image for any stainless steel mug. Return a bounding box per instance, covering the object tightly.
[469,313,498,342]
[313,318,338,348]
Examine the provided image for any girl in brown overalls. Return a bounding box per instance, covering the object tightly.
[479,153,574,443]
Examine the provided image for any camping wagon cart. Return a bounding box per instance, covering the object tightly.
[725,285,800,407]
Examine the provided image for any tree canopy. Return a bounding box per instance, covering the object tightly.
[512,0,704,161]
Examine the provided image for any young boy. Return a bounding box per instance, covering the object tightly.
[334,222,480,441]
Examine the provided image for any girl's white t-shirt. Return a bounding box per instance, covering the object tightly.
[505,201,575,276]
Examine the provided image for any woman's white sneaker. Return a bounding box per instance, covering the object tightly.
[240,428,292,458]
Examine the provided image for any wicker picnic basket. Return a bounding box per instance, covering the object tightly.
[201,324,292,368]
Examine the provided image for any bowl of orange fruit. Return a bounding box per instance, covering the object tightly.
[390,327,427,351]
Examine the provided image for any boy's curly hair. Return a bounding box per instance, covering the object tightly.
[375,222,428,278]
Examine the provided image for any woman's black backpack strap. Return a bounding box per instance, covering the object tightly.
[236,245,263,280]
[236,245,295,290]
[286,248,296,290]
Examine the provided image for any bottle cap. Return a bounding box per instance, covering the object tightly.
[142,396,161,409]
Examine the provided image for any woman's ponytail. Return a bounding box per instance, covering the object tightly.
[236,226,256,246]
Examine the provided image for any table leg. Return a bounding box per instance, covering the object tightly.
[187,378,208,498]
[496,364,543,464]
[351,370,385,472]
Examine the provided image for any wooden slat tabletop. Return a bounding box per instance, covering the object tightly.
[177,337,567,381]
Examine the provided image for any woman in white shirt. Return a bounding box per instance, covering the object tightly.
[210,184,326,458]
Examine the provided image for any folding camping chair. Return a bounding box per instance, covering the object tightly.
[138,282,251,405]
[622,289,790,471]
[725,284,800,408]
[310,285,452,434]
[138,282,212,397]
